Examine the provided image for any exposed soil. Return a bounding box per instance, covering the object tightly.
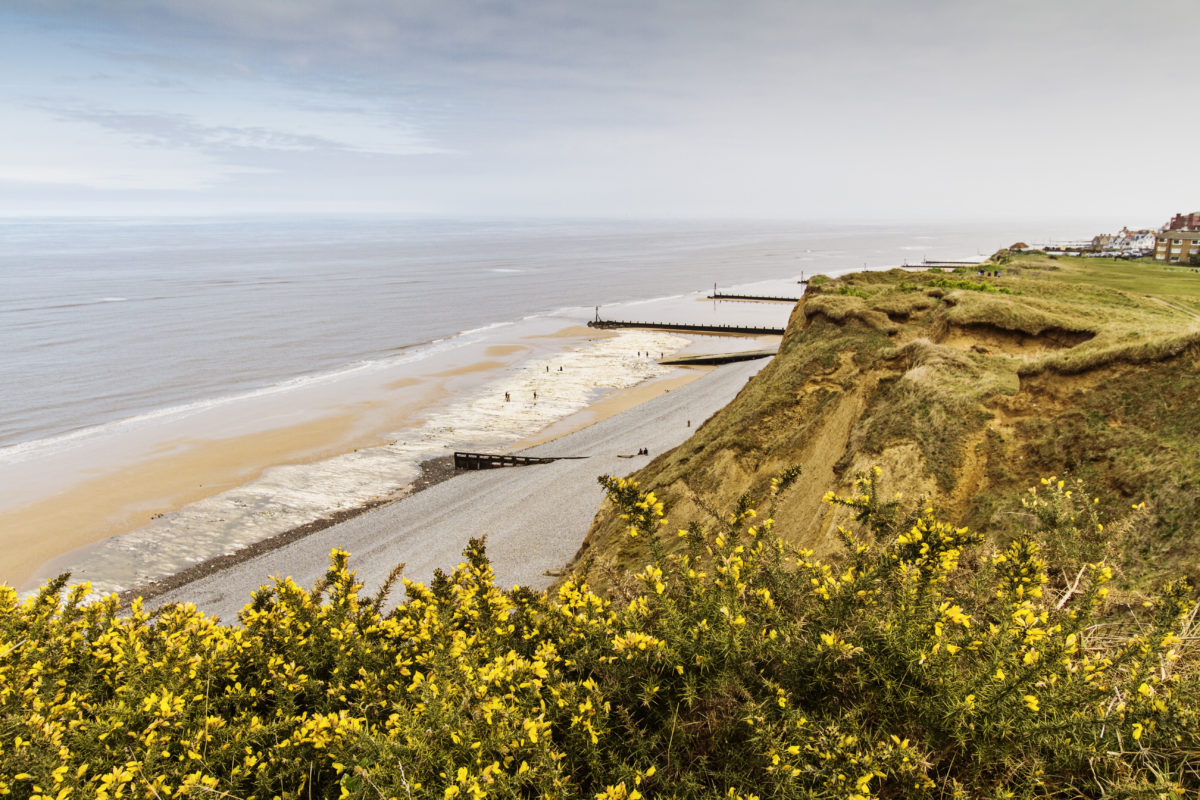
[941,322,1094,355]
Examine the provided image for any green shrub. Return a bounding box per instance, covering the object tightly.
[929,277,1013,294]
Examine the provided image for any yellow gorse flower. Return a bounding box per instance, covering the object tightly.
[0,470,1194,799]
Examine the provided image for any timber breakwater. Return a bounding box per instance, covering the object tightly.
[587,318,786,335]
[707,281,802,303]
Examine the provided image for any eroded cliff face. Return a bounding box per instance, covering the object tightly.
[574,262,1200,588]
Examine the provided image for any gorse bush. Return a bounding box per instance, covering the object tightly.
[1,470,1198,798]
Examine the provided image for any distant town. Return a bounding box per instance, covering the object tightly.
[1029,211,1200,264]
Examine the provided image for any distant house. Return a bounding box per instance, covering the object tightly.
[1112,228,1157,253]
[1154,230,1200,263]
[1087,228,1156,257]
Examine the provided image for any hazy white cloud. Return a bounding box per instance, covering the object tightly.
[0,0,1197,219]
[0,107,269,190]
[35,102,445,157]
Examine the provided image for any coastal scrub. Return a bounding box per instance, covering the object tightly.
[1,470,1198,798]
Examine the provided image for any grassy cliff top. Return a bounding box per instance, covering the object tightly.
[576,251,1200,590]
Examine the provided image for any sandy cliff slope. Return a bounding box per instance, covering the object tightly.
[577,253,1200,588]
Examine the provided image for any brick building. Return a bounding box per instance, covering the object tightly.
[1165,212,1200,231]
[1155,230,1200,263]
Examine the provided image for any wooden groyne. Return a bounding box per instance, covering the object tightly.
[922,259,981,268]
[453,452,587,470]
[588,319,786,335]
[659,348,777,366]
[707,292,801,303]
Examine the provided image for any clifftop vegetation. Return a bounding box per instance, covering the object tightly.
[579,252,1200,591]
[3,471,1199,797]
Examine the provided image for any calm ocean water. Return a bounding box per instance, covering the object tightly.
[1,217,1017,454]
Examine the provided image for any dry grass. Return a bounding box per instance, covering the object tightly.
[802,293,900,334]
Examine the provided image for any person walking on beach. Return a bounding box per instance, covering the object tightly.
[504,392,510,402]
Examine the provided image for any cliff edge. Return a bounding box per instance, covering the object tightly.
[576,252,1200,587]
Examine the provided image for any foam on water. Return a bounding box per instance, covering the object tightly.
[0,322,524,465]
[44,328,689,596]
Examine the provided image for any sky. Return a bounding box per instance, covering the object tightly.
[1,0,1196,222]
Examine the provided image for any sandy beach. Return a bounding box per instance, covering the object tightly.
[146,357,768,621]
[5,323,636,591]
[13,325,768,596]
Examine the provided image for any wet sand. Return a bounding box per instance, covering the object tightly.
[3,394,442,590]
[518,367,712,448]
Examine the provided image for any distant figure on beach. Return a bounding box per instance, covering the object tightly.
[546,365,549,372]
[687,419,691,427]
[558,366,563,371]
[533,391,537,400]
[504,392,510,402]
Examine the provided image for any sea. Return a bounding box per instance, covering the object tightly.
[0,217,1036,595]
